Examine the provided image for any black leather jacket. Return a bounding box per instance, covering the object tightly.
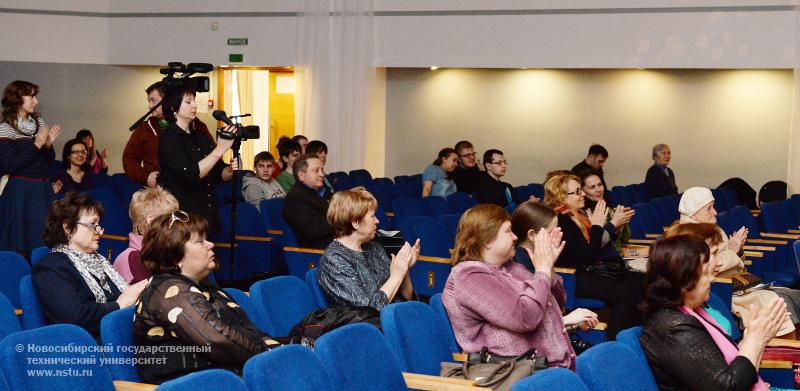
[640,308,758,391]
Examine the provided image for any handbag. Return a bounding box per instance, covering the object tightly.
[584,258,628,280]
[730,272,764,294]
[440,347,547,391]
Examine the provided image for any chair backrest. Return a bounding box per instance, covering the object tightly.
[527,183,545,200]
[0,251,31,308]
[261,198,299,247]
[610,186,625,207]
[222,288,257,323]
[420,196,449,219]
[349,169,373,184]
[631,203,663,237]
[397,216,448,258]
[510,367,589,391]
[372,177,394,187]
[710,188,729,212]
[29,246,49,265]
[97,199,132,236]
[0,293,20,340]
[633,182,651,203]
[394,175,411,185]
[429,293,460,353]
[0,324,115,391]
[437,213,462,252]
[18,275,44,330]
[650,196,679,226]
[283,247,323,279]
[731,205,762,236]
[759,180,787,205]
[243,345,335,391]
[576,341,658,391]
[615,327,659,389]
[719,177,758,210]
[513,185,533,201]
[761,201,789,233]
[392,197,426,224]
[100,306,139,382]
[315,323,408,391]
[250,276,318,337]
[381,302,453,375]
[158,369,249,391]
[445,192,477,214]
[305,268,330,309]
[87,188,116,202]
[366,184,393,212]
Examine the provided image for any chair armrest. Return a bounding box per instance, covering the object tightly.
[645,234,661,239]
[788,229,800,234]
[747,238,789,246]
[714,277,732,284]
[385,212,395,217]
[626,239,656,245]
[402,373,492,390]
[760,232,800,240]
[14,309,21,316]
[760,360,792,369]
[767,338,800,348]
[452,352,467,362]
[282,246,325,254]
[417,255,452,265]
[742,245,775,252]
[100,234,128,241]
[266,229,284,235]
[235,235,272,242]
[554,267,576,274]
[114,381,157,391]
[751,209,761,216]
[743,251,763,258]
[212,242,239,248]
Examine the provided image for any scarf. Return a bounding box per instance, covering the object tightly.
[556,206,591,242]
[53,245,130,303]
[679,306,768,391]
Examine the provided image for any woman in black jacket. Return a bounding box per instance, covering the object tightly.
[543,173,641,340]
[640,235,786,391]
[133,211,279,384]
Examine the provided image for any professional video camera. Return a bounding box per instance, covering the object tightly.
[212,110,260,141]
[128,61,213,131]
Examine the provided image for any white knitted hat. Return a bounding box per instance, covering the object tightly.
[678,187,714,217]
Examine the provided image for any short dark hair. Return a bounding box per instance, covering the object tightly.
[253,151,276,167]
[306,140,328,156]
[276,136,291,150]
[141,211,210,275]
[293,154,320,182]
[43,192,104,247]
[75,129,93,142]
[433,148,458,166]
[587,144,608,158]
[292,135,308,144]
[278,140,301,160]
[454,140,474,154]
[162,84,196,123]
[579,169,603,186]
[61,139,89,170]
[145,81,166,97]
[483,149,503,169]
[642,235,709,320]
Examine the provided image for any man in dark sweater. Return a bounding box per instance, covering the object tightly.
[450,140,483,195]
[571,144,608,179]
[475,149,521,208]
[282,155,334,249]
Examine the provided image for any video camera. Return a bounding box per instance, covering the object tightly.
[160,62,212,93]
[213,110,260,141]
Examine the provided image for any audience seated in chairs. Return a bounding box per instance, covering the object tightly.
[544,173,643,340]
[450,140,483,195]
[282,154,334,249]
[112,186,179,283]
[640,234,786,390]
[276,139,301,193]
[75,128,109,175]
[645,143,678,198]
[317,188,419,310]
[134,211,280,384]
[51,138,95,195]
[422,147,458,198]
[673,190,800,339]
[475,148,525,208]
[241,151,286,212]
[442,204,598,370]
[33,192,147,337]
[580,170,632,251]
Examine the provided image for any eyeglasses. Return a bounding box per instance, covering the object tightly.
[459,152,476,158]
[567,188,584,196]
[71,150,88,156]
[489,160,508,166]
[168,210,190,229]
[77,222,104,234]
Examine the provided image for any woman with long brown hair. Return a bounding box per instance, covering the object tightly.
[0,80,62,253]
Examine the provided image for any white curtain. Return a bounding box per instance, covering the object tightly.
[295,0,376,172]
[789,3,800,193]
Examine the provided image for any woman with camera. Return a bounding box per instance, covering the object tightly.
[157,85,237,235]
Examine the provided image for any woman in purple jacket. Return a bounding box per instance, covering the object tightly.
[442,204,597,370]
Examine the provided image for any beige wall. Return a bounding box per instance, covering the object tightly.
[385,68,793,191]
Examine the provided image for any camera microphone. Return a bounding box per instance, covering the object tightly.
[212,110,234,126]
[186,63,214,73]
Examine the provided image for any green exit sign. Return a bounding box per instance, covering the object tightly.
[227,38,248,46]
[229,54,244,63]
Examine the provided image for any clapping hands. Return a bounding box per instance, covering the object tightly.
[587,199,608,227]
[728,227,748,254]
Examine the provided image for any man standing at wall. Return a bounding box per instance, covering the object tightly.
[123,82,167,187]
[571,144,608,180]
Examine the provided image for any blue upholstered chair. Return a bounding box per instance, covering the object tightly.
[381,301,454,375]
[576,341,658,391]
[249,276,317,337]
[18,275,44,330]
[157,369,248,391]
[243,345,335,391]
[510,367,588,391]
[99,306,140,382]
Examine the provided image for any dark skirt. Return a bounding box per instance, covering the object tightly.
[0,177,55,253]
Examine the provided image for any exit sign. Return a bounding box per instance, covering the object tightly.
[227,38,248,46]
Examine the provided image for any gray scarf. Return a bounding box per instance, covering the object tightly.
[53,245,130,303]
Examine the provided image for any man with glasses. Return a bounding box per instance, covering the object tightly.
[475,149,522,208]
[451,140,484,195]
[276,139,302,192]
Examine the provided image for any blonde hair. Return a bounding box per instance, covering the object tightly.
[327,188,378,238]
[129,187,180,235]
[544,173,579,210]
[450,204,510,266]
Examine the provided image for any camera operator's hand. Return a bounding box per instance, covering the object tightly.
[146,171,159,188]
[230,157,240,171]
[214,125,236,153]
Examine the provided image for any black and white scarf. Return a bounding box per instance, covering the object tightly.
[53,245,130,303]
